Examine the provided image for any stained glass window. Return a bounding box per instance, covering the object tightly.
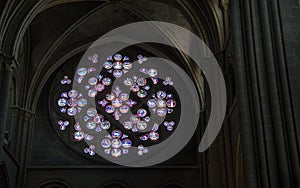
[50,52,181,160]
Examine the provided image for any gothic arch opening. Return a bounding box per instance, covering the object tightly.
[160,182,184,188]
[100,181,128,188]
[0,1,232,188]
[38,179,71,188]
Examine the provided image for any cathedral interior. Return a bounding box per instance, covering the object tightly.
[0,0,299,188]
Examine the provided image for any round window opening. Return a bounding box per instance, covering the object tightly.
[50,44,200,167]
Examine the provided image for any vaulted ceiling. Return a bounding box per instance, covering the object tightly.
[0,0,226,110]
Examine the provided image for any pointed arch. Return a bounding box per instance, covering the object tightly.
[37,179,71,188]
[100,181,128,188]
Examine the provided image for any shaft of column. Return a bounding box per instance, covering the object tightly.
[269,1,300,186]
[0,53,18,160]
[255,0,293,186]
[230,0,258,187]
[0,53,3,94]
[242,0,271,186]
[15,110,35,188]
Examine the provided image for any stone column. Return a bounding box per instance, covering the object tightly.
[12,107,36,188]
[231,0,300,187]
[220,0,230,36]
[0,52,18,161]
[230,1,258,187]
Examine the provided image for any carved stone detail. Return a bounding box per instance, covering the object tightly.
[0,53,19,72]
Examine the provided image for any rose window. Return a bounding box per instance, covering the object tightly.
[50,53,183,161]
